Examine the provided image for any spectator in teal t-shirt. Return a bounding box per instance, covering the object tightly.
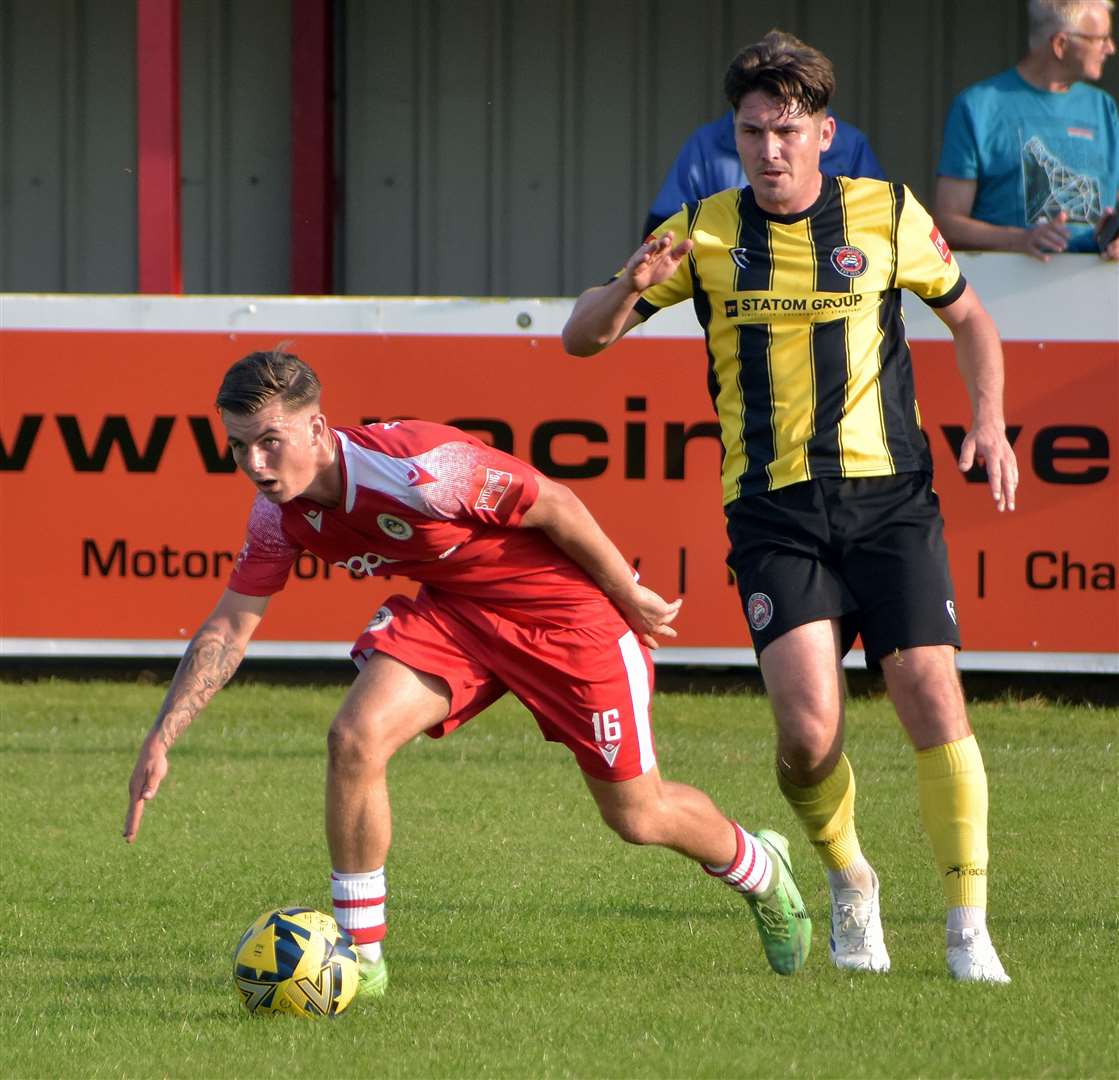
[935,0,1119,261]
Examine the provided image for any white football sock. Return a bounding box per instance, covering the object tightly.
[331,866,387,950]
[827,857,874,896]
[704,822,773,895]
[947,904,987,938]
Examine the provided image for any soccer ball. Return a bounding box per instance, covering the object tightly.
[233,907,359,1018]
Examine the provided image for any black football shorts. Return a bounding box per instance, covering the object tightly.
[724,472,961,663]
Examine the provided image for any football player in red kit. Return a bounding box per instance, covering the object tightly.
[123,348,812,993]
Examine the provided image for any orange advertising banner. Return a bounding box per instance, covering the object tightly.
[1,298,1116,670]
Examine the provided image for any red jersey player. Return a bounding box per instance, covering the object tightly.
[123,348,812,993]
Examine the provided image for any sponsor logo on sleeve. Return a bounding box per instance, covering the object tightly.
[830,246,868,277]
[930,226,953,265]
[475,468,512,512]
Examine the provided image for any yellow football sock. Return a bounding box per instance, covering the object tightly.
[777,753,863,871]
[915,734,989,910]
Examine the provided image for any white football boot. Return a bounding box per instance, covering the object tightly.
[946,927,1011,984]
[829,870,891,973]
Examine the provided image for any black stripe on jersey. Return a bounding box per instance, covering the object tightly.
[736,198,776,494]
[805,178,850,474]
[738,321,776,495]
[886,183,904,289]
[734,191,773,292]
[807,316,848,474]
[878,183,931,473]
[685,201,724,432]
[808,178,852,295]
[876,288,923,469]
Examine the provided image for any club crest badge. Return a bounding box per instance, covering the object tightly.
[377,513,413,540]
[747,592,774,631]
[364,606,393,633]
[830,245,868,278]
[729,247,751,270]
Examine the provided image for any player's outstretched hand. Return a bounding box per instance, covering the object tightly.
[617,586,683,650]
[623,233,694,293]
[123,738,169,843]
[958,422,1018,512]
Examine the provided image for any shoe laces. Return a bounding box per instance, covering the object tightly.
[753,895,792,940]
[832,891,872,943]
[835,902,865,937]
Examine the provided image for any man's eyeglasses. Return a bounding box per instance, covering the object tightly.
[1063,30,1115,46]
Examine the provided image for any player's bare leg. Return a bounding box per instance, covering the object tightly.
[583,770,811,975]
[325,653,452,997]
[761,619,890,972]
[583,768,736,863]
[882,645,1009,983]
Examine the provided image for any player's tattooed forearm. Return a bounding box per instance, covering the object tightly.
[151,630,244,747]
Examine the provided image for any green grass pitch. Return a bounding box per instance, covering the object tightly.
[1,676,1116,1078]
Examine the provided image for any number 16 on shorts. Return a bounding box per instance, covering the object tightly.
[592,709,621,768]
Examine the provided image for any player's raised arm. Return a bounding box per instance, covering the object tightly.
[933,283,1019,513]
[123,588,270,843]
[562,233,693,356]
[520,475,682,648]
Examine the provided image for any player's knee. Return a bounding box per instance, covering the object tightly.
[777,714,843,781]
[885,649,967,738]
[326,710,392,776]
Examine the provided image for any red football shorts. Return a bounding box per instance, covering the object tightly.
[350,586,657,782]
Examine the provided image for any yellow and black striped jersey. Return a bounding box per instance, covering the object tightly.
[635,175,965,504]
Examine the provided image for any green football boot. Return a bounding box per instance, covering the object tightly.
[356,956,389,999]
[746,829,812,975]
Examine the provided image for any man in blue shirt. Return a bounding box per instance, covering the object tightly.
[935,0,1119,261]
[644,100,883,238]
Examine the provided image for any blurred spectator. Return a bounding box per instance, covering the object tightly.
[643,107,883,238]
[935,0,1119,260]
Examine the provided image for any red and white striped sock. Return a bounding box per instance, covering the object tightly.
[703,822,773,895]
[332,867,387,962]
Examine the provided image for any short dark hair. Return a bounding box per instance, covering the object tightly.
[216,346,322,415]
[724,30,835,115]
